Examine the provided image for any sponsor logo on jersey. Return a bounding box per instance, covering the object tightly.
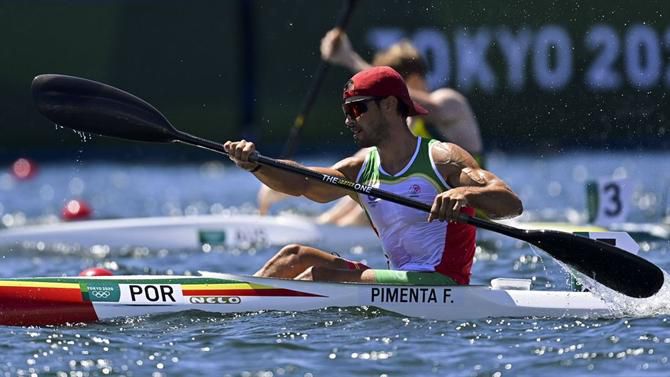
[409,184,421,196]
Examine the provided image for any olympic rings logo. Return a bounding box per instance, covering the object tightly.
[90,290,112,299]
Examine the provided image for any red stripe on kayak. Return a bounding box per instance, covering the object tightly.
[0,285,83,302]
[183,288,324,297]
[0,286,98,326]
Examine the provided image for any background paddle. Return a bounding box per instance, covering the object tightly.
[32,73,664,298]
[281,0,358,158]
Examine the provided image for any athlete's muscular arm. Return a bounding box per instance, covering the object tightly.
[320,29,371,73]
[430,142,522,221]
[224,140,363,203]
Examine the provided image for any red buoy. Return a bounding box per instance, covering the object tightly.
[61,199,92,221]
[11,158,37,180]
[79,267,114,277]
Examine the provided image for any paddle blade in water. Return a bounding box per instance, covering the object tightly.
[464,216,664,298]
[32,74,177,143]
[522,230,664,298]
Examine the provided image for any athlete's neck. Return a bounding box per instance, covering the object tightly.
[376,125,418,175]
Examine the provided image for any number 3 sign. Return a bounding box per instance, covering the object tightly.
[586,177,633,226]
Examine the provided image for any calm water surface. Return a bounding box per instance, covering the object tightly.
[1,151,670,377]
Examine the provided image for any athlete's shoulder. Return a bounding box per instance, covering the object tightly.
[429,141,478,169]
[332,149,371,180]
[352,146,375,159]
[428,88,472,122]
[430,88,468,104]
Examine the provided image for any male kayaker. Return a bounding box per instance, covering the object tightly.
[224,66,522,285]
[259,30,485,225]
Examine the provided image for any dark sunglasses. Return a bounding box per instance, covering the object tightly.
[341,97,384,119]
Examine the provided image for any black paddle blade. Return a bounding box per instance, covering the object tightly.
[32,74,177,143]
[522,230,664,298]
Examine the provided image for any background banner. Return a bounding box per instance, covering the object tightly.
[1,0,667,159]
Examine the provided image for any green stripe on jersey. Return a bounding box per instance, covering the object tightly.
[359,138,447,191]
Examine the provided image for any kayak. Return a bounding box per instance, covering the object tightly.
[0,272,612,326]
[498,219,670,242]
[0,214,378,250]
[607,222,670,242]
[502,220,608,233]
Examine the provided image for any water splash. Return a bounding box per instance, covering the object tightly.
[72,130,93,143]
[572,269,670,319]
[53,122,94,146]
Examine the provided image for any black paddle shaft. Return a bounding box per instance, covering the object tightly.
[31,73,665,298]
[281,0,359,158]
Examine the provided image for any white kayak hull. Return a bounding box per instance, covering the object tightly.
[0,214,378,250]
[497,219,670,241]
[0,272,612,326]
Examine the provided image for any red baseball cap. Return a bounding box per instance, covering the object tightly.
[343,66,428,116]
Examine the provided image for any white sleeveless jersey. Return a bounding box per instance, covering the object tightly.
[356,137,476,284]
